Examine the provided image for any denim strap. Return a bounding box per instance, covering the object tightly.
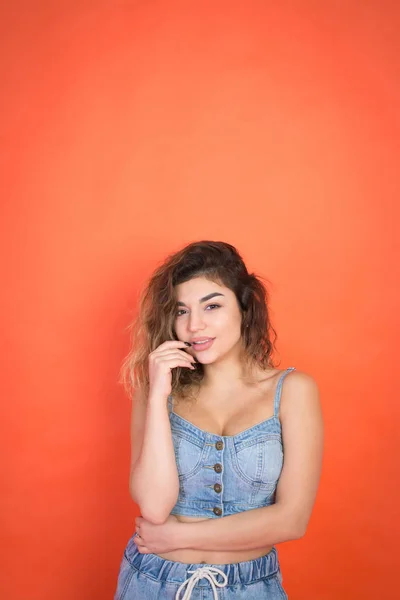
[273,367,296,417]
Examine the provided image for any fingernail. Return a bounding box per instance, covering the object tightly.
[184,342,191,346]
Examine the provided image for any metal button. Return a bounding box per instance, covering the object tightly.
[213,507,222,516]
[214,463,222,473]
[215,440,224,450]
[214,483,222,493]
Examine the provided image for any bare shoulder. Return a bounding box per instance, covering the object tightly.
[279,369,322,421]
[282,368,319,390]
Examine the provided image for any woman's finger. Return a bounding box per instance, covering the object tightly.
[153,353,196,365]
[150,353,196,370]
[151,349,195,362]
[153,350,195,363]
[161,358,196,370]
[152,340,191,353]
[135,538,150,554]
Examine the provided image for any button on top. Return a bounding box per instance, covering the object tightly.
[215,440,224,450]
[213,507,222,516]
[214,483,222,493]
[214,463,222,473]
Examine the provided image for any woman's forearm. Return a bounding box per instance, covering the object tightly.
[177,504,303,552]
[130,397,179,524]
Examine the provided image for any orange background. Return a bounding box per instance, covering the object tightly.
[1,1,399,599]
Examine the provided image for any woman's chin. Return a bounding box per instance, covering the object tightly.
[193,350,217,365]
[195,349,229,365]
[195,356,214,365]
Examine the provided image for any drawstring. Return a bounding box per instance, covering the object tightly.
[175,566,228,600]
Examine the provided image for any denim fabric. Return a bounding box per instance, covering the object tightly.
[168,368,296,518]
[114,533,288,599]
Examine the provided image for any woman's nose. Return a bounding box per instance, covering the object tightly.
[188,311,206,332]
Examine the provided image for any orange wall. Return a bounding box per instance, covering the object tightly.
[1,2,398,599]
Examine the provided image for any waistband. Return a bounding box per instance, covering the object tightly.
[125,533,280,587]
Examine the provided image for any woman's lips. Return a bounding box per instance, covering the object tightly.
[191,338,215,352]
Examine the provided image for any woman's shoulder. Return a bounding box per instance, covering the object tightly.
[279,368,321,419]
[281,368,318,389]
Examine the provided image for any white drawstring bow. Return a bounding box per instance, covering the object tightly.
[175,566,228,600]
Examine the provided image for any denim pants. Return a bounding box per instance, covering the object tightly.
[114,532,288,599]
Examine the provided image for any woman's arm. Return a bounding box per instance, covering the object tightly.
[129,387,180,524]
[176,371,324,551]
[130,341,196,525]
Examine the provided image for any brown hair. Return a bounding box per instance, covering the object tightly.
[119,241,278,401]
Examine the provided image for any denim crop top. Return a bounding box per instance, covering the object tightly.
[167,367,296,519]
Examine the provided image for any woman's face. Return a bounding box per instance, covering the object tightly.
[173,276,243,365]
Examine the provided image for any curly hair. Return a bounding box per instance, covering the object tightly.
[119,241,278,402]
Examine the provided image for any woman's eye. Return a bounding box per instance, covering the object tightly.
[205,304,221,310]
[176,304,220,317]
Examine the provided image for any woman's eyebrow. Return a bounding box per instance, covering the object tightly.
[177,292,225,307]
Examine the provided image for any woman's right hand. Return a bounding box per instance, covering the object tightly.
[148,340,196,400]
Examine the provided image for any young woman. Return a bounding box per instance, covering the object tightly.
[114,241,324,600]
